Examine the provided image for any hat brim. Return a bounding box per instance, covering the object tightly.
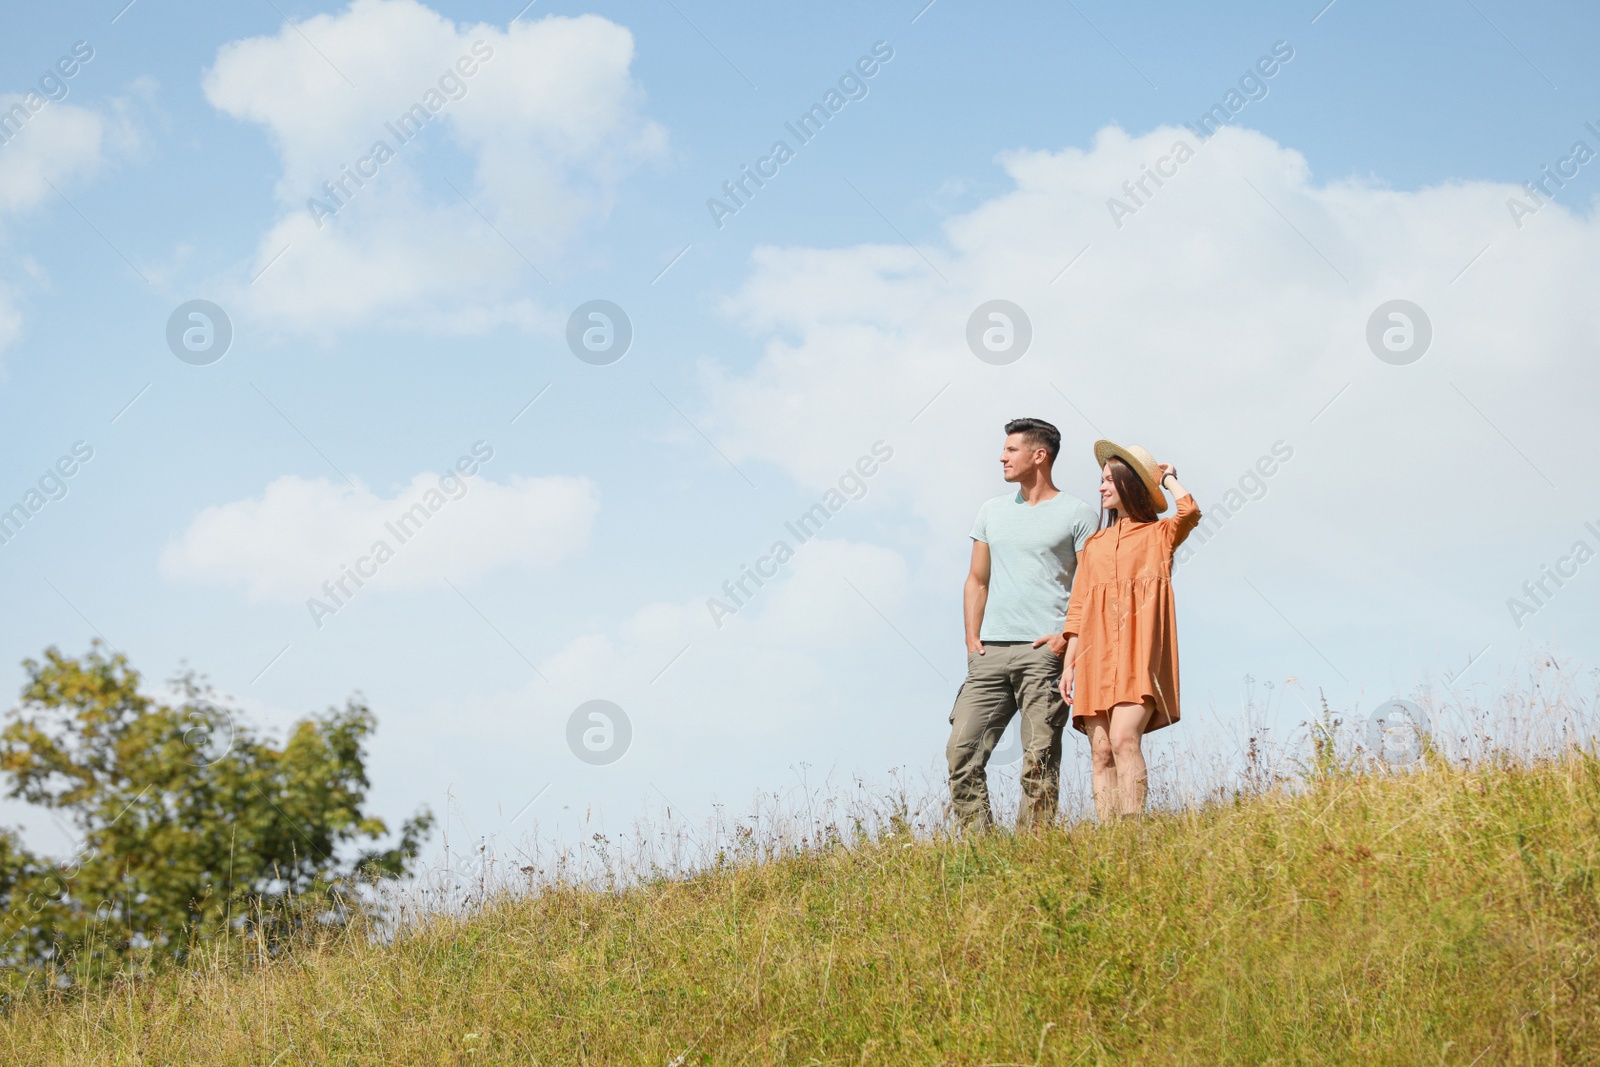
[1093,439,1168,515]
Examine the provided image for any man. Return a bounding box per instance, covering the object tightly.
[947,418,1097,830]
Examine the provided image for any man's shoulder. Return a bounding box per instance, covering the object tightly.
[978,491,1022,512]
[1044,492,1098,533]
[1052,492,1097,521]
[972,492,1019,527]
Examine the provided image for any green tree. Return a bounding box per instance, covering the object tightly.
[0,642,431,995]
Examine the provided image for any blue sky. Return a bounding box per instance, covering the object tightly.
[2,0,1598,862]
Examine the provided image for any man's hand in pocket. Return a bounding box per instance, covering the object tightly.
[1032,633,1067,657]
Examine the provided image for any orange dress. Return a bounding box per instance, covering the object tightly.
[1062,494,1200,733]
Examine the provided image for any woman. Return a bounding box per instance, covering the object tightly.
[1059,441,1199,821]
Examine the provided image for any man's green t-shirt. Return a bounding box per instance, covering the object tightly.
[971,491,1098,642]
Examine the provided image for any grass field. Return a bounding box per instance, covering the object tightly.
[2,742,1598,1065]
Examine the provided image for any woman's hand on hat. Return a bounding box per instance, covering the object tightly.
[1157,462,1190,501]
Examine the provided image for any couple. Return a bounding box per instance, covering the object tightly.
[947,418,1200,829]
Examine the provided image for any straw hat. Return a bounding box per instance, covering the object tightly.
[1093,439,1168,515]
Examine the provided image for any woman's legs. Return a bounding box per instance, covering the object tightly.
[1081,715,1118,823]
[1107,700,1155,816]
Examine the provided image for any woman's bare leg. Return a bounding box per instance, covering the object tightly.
[1080,714,1118,823]
[1108,700,1155,816]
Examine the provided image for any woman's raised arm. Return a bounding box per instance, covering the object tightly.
[1158,462,1201,548]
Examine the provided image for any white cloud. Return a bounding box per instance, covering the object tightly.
[203,0,665,335]
[161,468,599,602]
[737,539,911,648]
[0,96,112,215]
[396,531,951,853]
[0,90,139,361]
[449,535,926,799]
[693,123,1600,664]
[536,537,914,690]
[706,125,1595,486]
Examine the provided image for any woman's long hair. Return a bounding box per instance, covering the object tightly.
[1103,456,1160,526]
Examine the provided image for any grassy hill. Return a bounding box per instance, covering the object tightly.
[3,753,1599,1065]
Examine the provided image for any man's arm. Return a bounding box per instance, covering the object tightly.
[964,540,990,654]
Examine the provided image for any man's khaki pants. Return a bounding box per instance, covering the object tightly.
[946,641,1068,831]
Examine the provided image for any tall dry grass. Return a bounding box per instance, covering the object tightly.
[2,663,1598,1065]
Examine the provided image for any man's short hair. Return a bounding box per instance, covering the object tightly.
[1005,418,1060,463]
